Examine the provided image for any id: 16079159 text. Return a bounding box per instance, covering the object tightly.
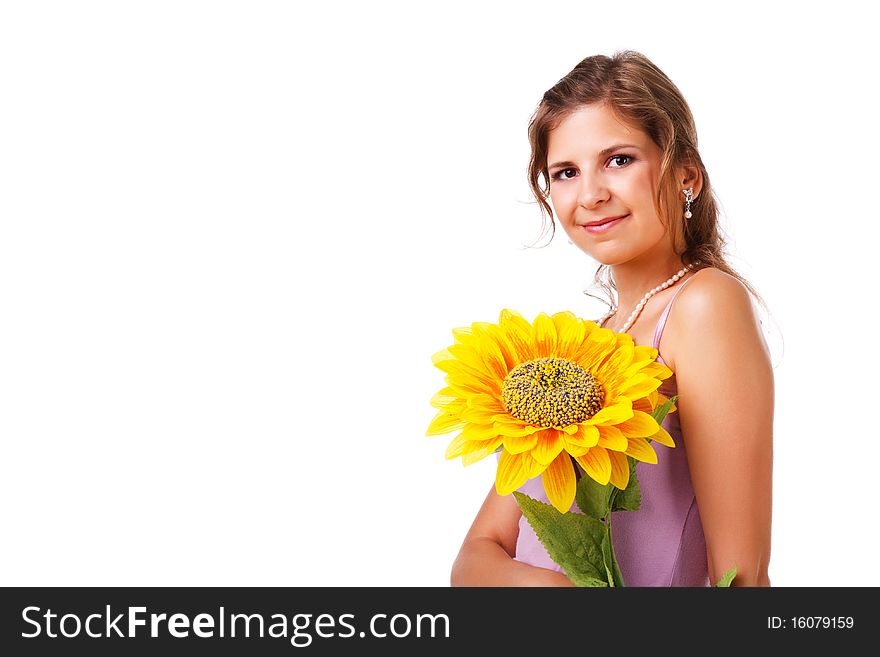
[767,616,854,630]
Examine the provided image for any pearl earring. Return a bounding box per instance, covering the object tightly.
[683,187,694,219]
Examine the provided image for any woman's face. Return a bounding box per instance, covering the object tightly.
[547,103,672,265]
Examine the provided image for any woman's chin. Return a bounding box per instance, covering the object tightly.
[563,238,628,266]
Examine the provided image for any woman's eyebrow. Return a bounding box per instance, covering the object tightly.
[548,143,641,170]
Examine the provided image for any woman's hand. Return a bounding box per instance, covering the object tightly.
[451,487,578,587]
[515,566,576,587]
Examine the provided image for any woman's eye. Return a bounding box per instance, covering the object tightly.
[609,155,633,168]
[553,168,577,181]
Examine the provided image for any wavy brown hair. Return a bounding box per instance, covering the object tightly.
[526,50,769,317]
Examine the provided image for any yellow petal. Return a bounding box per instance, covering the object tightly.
[552,311,586,358]
[632,395,654,414]
[597,424,628,451]
[426,408,466,436]
[494,421,544,437]
[562,435,590,456]
[617,373,663,399]
[542,452,577,513]
[474,331,509,381]
[462,438,503,465]
[430,387,462,410]
[463,436,503,455]
[444,376,497,398]
[567,423,600,448]
[619,349,660,379]
[451,326,482,350]
[484,322,521,372]
[495,450,531,495]
[603,345,653,394]
[438,349,486,383]
[460,405,500,424]
[531,429,565,465]
[572,329,617,368]
[617,410,661,438]
[460,422,501,441]
[608,450,630,489]
[588,400,634,425]
[650,425,676,448]
[466,392,506,412]
[431,347,456,367]
[626,437,658,464]
[574,447,611,485]
[444,433,469,459]
[532,312,557,358]
[523,452,549,478]
[498,310,536,362]
[447,342,488,372]
[632,345,659,362]
[502,433,539,454]
[597,341,635,381]
[498,308,526,323]
[640,361,674,380]
[447,344,501,394]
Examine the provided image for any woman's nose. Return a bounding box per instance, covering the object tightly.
[577,175,610,209]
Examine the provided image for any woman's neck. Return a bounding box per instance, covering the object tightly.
[609,254,688,318]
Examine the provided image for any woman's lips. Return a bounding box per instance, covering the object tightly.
[583,214,629,233]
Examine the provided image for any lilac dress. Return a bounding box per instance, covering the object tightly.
[511,276,710,586]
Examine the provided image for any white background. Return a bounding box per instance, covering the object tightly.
[1,1,877,586]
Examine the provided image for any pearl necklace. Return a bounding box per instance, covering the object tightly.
[597,263,696,334]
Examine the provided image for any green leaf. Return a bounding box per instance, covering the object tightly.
[651,394,678,426]
[611,457,641,512]
[513,491,611,587]
[574,467,613,520]
[715,565,738,587]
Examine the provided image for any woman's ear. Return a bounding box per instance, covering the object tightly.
[679,159,703,199]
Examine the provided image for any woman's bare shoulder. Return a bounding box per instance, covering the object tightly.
[662,267,774,586]
[663,267,762,371]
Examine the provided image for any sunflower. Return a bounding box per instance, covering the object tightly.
[426,309,677,513]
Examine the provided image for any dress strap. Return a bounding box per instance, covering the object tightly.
[652,275,698,350]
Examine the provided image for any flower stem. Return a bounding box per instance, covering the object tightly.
[606,508,626,587]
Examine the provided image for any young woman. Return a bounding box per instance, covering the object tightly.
[450,50,774,587]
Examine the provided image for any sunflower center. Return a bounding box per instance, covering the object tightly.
[501,357,605,429]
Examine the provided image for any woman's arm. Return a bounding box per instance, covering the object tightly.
[666,269,774,586]
[450,485,575,586]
